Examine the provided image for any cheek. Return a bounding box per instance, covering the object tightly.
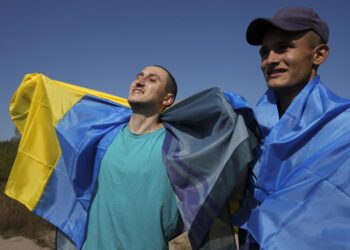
[290,54,314,72]
[130,81,137,88]
[260,61,268,78]
[260,57,269,69]
[128,83,135,94]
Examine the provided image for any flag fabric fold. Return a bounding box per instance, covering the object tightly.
[161,88,258,249]
[6,73,131,247]
[245,76,350,249]
[5,74,258,249]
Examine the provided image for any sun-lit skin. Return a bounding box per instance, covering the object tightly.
[260,28,329,116]
[128,66,174,112]
[127,66,175,134]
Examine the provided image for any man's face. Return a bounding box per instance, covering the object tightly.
[260,29,317,96]
[128,66,172,110]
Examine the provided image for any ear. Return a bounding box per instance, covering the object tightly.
[313,44,329,66]
[161,93,175,108]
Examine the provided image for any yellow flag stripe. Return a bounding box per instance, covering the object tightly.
[5,73,129,210]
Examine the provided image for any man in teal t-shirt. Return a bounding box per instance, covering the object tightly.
[82,65,181,249]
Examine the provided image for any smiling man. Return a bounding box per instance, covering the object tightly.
[259,28,327,115]
[243,7,350,249]
[81,65,181,249]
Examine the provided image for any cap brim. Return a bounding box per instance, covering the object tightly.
[246,18,311,45]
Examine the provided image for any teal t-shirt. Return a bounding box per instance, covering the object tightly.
[83,126,180,250]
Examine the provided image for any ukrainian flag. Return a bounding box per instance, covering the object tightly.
[5,73,131,247]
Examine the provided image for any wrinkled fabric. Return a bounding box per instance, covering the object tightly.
[162,88,259,249]
[5,74,131,247]
[6,74,259,249]
[5,74,129,211]
[245,76,350,249]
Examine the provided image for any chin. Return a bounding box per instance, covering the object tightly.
[267,79,290,90]
[128,99,141,105]
[128,96,143,103]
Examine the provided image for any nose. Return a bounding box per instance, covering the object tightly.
[265,50,280,64]
[136,81,144,87]
[135,77,146,86]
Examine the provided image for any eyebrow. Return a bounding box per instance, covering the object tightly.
[136,72,161,80]
[262,39,294,48]
[260,40,294,53]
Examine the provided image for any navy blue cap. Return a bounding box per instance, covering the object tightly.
[246,7,329,45]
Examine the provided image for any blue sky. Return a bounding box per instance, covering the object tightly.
[1,0,350,140]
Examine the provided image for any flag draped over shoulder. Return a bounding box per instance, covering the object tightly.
[245,76,350,249]
[161,89,259,249]
[5,74,132,247]
[5,74,258,249]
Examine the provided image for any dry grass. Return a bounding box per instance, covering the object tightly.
[0,183,55,249]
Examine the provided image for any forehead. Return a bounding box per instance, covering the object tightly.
[141,66,168,80]
[262,28,308,46]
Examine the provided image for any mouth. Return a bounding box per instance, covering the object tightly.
[266,68,288,78]
[132,88,144,94]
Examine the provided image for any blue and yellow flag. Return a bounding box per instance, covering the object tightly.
[6,74,131,247]
[6,74,258,249]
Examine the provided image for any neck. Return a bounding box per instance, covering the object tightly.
[128,112,163,134]
[277,96,294,117]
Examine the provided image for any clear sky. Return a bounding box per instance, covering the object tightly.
[1,0,350,140]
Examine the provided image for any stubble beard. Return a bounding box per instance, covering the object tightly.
[128,99,160,117]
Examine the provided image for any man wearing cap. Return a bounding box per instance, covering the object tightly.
[243,7,350,249]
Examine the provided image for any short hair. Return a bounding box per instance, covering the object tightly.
[152,65,177,100]
[306,30,325,48]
